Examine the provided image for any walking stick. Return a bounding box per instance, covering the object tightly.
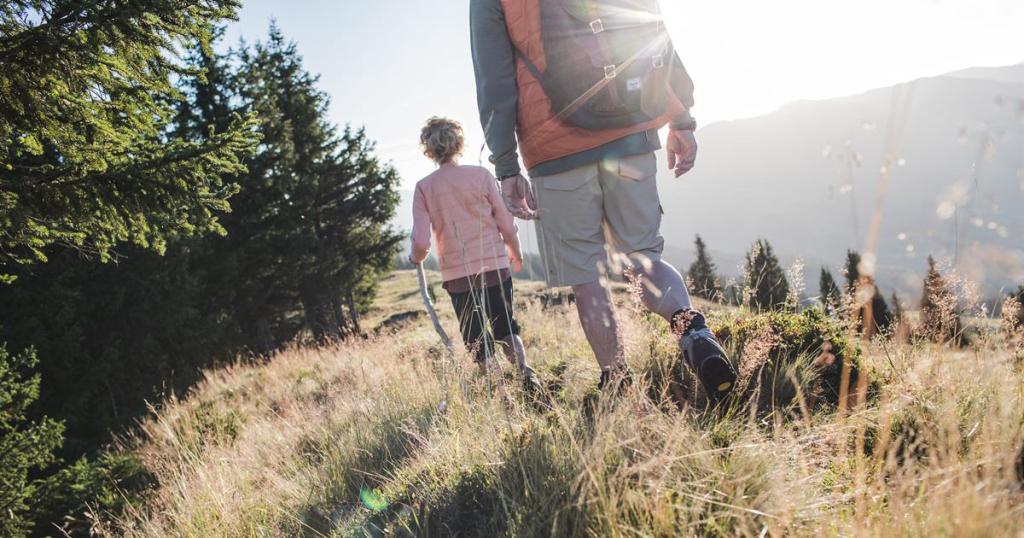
[416,264,454,354]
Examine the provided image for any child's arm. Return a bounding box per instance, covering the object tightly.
[409,184,431,265]
[486,173,523,270]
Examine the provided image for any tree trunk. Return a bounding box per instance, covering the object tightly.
[347,291,362,336]
[299,280,342,344]
[255,317,274,356]
[332,295,351,337]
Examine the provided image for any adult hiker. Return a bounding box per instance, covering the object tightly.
[409,117,542,392]
[470,0,737,402]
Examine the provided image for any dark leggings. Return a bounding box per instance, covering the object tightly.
[447,278,520,364]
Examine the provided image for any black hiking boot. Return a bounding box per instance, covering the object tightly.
[597,364,633,396]
[522,366,543,394]
[582,364,633,419]
[675,310,737,406]
[521,367,552,410]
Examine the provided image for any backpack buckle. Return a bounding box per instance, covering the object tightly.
[652,55,665,69]
[590,19,604,34]
[604,65,617,79]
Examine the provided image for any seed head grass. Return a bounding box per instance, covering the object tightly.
[97,271,1024,537]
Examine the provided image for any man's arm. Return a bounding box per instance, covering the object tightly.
[485,171,524,257]
[666,49,696,130]
[658,4,698,177]
[664,51,698,177]
[470,0,520,178]
[653,0,696,130]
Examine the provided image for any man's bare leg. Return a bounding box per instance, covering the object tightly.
[572,280,626,371]
[630,255,737,403]
[628,255,692,322]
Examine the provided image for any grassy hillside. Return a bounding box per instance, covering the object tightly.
[98,271,1024,537]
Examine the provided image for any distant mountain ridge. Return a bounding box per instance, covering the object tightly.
[947,63,1024,85]
[656,63,1024,297]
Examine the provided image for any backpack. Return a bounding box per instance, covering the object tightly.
[517,0,677,130]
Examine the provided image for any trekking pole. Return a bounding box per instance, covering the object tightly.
[416,263,454,354]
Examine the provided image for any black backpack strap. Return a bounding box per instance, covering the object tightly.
[514,45,607,124]
[583,0,624,107]
[512,46,545,84]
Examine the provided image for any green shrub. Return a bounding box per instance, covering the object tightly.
[711,308,864,413]
[1,344,155,536]
[0,345,63,538]
[29,452,155,536]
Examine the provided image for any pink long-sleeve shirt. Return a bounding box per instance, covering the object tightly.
[410,163,522,283]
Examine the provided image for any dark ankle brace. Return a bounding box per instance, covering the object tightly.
[671,309,707,335]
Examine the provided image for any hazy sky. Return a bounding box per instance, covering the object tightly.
[223,0,1023,188]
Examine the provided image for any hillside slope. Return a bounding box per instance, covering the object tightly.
[99,271,1024,537]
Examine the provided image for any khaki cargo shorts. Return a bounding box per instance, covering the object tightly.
[532,152,665,287]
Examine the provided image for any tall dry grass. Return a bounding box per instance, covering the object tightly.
[95,271,1024,537]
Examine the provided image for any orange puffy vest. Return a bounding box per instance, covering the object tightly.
[499,0,688,170]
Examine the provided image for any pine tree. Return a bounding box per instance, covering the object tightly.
[843,250,861,294]
[688,235,722,301]
[171,28,266,352]
[920,256,964,344]
[0,22,402,532]
[843,250,892,336]
[819,266,842,314]
[892,291,905,326]
[744,239,790,311]
[225,25,402,346]
[0,25,405,455]
[1015,285,1024,327]
[0,2,258,281]
[2,5,256,532]
[173,26,237,143]
[891,291,910,342]
[870,289,894,335]
[0,346,64,537]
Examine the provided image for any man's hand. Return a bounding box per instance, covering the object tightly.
[500,174,538,220]
[508,250,523,273]
[666,129,698,177]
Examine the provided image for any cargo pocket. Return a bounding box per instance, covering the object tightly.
[539,166,599,192]
[617,152,657,182]
[534,166,603,242]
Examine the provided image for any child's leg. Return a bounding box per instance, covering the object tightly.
[486,277,532,372]
[499,334,528,369]
[449,288,493,368]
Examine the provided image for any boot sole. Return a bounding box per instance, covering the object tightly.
[700,355,737,396]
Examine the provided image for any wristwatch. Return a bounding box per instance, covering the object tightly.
[670,117,698,131]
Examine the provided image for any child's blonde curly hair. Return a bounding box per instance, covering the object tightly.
[420,117,465,165]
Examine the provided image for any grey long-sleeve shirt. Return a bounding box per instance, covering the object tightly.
[470,0,693,178]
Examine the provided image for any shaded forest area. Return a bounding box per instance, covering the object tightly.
[1,3,400,535]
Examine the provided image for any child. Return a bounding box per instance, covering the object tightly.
[409,117,540,391]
